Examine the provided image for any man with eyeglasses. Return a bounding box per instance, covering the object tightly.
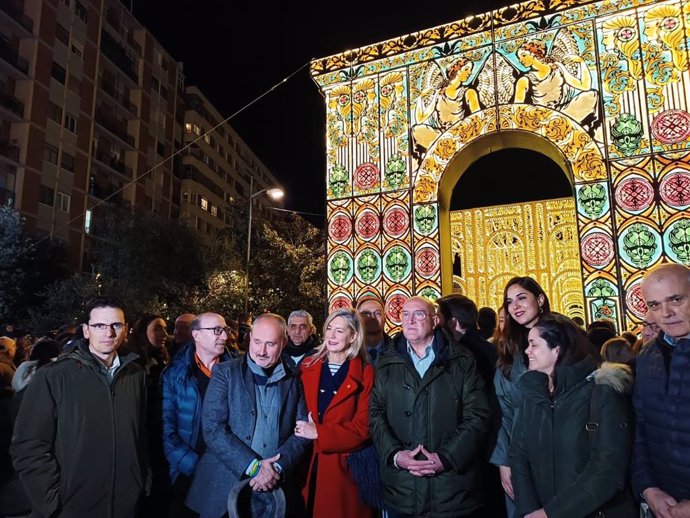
[634,264,690,518]
[370,296,490,518]
[356,297,391,364]
[161,312,237,517]
[11,296,147,518]
[640,318,660,344]
[186,313,309,518]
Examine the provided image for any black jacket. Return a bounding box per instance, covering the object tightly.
[10,340,147,518]
[511,359,636,518]
[632,334,690,500]
[370,328,490,517]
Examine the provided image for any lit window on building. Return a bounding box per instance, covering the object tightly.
[57,192,71,213]
[200,196,208,211]
[84,209,91,233]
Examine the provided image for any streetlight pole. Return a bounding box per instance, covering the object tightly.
[243,177,284,313]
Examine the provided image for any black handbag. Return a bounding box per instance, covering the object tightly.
[347,441,384,510]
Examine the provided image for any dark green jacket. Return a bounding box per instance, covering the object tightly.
[511,358,636,518]
[370,329,490,517]
[11,341,147,518]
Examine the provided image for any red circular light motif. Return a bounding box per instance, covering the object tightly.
[356,211,380,239]
[386,294,407,324]
[329,296,352,312]
[581,232,615,266]
[354,162,380,191]
[383,207,409,237]
[328,214,352,242]
[615,177,654,212]
[415,248,439,277]
[625,283,647,319]
[660,171,690,208]
[651,110,690,144]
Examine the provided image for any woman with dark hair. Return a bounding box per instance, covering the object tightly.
[1,339,61,517]
[129,314,170,378]
[491,276,551,518]
[128,314,170,515]
[295,308,375,518]
[511,314,635,518]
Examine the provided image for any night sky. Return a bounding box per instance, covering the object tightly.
[132,1,564,226]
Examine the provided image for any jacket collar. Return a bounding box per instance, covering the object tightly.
[519,356,598,397]
[379,327,459,368]
[301,356,365,417]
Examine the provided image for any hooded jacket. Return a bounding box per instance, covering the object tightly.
[511,359,635,518]
[10,340,147,518]
[370,328,490,517]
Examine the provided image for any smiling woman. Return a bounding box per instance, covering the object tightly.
[511,314,635,518]
[296,308,375,518]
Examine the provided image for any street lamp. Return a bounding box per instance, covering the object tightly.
[244,176,284,312]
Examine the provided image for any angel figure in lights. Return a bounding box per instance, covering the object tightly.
[514,34,600,135]
[412,54,514,160]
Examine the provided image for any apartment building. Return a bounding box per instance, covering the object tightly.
[1,0,285,270]
[1,0,182,269]
[178,86,283,237]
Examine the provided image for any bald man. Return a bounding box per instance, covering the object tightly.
[635,264,690,518]
[370,296,490,518]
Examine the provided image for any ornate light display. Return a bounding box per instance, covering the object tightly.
[451,199,585,321]
[314,0,690,332]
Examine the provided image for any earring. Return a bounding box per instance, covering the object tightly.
[538,304,544,315]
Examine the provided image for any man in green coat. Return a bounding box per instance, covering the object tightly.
[370,296,491,518]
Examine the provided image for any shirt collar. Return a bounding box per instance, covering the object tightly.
[406,338,434,359]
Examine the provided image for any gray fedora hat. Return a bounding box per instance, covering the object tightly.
[227,478,286,518]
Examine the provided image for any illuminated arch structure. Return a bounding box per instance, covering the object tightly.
[312,0,690,331]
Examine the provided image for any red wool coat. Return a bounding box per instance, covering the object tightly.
[299,356,375,518]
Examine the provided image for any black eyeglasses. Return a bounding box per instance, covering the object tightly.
[88,323,126,332]
[198,326,231,336]
[360,310,383,318]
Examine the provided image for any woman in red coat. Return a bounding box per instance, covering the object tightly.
[294,307,375,518]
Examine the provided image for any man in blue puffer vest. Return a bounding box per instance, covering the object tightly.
[636,263,690,518]
[162,312,237,517]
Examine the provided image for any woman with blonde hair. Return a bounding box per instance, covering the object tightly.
[295,308,375,518]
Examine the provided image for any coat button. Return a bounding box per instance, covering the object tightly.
[404,411,412,417]
[245,435,251,440]
[250,410,256,416]
[405,441,412,447]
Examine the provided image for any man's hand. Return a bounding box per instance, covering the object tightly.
[670,500,690,518]
[525,509,548,518]
[395,444,434,476]
[643,487,678,518]
[499,465,514,499]
[408,446,445,477]
[249,454,281,492]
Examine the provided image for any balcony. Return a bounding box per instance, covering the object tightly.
[94,150,133,178]
[88,179,124,205]
[0,89,23,117]
[0,138,19,161]
[95,107,135,147]
[0,37,28,74]
[0,0,33,32]
[99,78,137,117]
[100,30,138,83]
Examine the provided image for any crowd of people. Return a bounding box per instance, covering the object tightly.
[1,262,689,518]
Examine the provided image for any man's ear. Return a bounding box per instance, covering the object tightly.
[431,314,440,328]
[82,323,90,340]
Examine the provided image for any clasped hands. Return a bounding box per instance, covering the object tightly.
[248,453,281,492]
[396,444,444,477]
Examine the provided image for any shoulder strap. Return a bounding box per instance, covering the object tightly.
[586,380,600,435]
